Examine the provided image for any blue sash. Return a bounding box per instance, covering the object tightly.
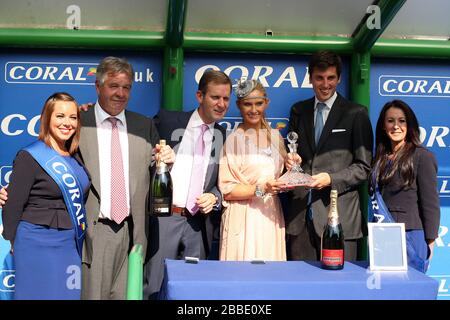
[24,141,87,257]
[369,167,428,273]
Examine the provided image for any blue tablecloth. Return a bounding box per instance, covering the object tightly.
[160,260,438,300]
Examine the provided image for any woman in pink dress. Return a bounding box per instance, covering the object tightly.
[219,79,288,261]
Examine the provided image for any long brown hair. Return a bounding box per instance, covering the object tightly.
[38,92,80,155]
[370,100,422,189]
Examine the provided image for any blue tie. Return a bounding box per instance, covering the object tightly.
[315,102,327,146]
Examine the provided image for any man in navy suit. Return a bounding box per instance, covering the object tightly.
[285,51,373,261]
[143,70,231,299]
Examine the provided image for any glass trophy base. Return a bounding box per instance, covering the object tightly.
[279,168,313,186]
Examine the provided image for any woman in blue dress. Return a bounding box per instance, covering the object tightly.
[2,92,90,299]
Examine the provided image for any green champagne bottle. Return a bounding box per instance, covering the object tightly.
[150,140,173,216]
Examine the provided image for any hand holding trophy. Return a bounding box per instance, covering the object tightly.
[278,131,313,186]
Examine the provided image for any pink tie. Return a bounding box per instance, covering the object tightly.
[108,117,128,224]
[186,124,209,214]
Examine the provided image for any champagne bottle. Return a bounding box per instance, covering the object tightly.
[150,139,173,216]
[321,189,345,270]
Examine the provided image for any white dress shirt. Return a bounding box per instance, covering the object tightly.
[314,91,337,125]
[170,110,214,208]
[95,102,130,220]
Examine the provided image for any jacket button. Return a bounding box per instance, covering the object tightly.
[93,221,97,225]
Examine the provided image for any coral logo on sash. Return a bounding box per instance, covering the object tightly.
[0,270,15,292]
[0,166,12,187]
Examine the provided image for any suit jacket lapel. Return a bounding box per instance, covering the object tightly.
[302,100,316,153]
[316,95,345,151]
[126,111,140,198]
[80,108,101,199]
[173,111,193,154]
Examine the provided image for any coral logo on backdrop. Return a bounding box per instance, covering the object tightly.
[0,270,15,292]
[438,177,450,199]
[5,61,97,85]
[419,126,450,148]
[430,275,450,299]
[220,117,289,136]
[195,65,312,89]
[5,62,155,85]
[379,75,450,98]
[1,114,40,137]
[436,224,449,248]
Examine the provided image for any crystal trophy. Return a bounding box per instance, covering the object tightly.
[278,131,313,186]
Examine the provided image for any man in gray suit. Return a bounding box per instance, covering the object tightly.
[79,57,174,299]
[285,51,373,261]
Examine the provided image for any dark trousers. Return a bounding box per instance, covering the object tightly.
[287,215,358,261]
[143,214,206,300]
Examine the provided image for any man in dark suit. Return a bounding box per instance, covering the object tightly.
[285,50,373,261]
[143,70,231,299]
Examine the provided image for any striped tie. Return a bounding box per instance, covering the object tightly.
[108,117,128,224]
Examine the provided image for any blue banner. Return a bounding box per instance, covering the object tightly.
[183,53,349,137]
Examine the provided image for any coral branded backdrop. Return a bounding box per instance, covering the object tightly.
[0,49,161,299]
[370,59,450,299]
[0,51,448,299]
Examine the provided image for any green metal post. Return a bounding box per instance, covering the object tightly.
[350,52,371,261]
[352,0,406,53]
[0,28,164,50]
[166,0,188,48]
[163,46,184,111]
[162,0,187,111]
[350,52,371,106]
[127,244,143,300]
[350,0,407,261]
[184,33,353,54]
[372,38,450,59]
[2,29,450,60]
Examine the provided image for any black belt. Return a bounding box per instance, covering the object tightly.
[172,206,193,217]
[97,215,131,227]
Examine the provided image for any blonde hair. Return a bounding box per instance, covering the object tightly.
[237,81,287,159]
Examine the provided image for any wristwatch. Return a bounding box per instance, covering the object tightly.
[255,184,266,198]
